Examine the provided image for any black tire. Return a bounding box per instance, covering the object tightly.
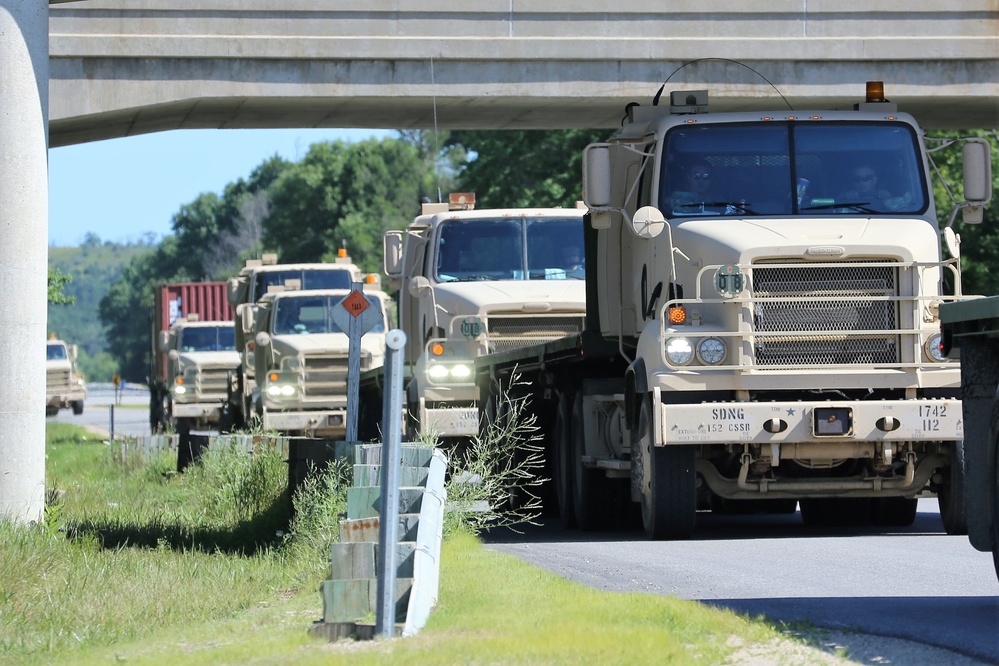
[71,400,84,416]
[554,390,577,529]
[176,424,193,473]
[571,392,607,530]
[631,396,696,540]
[873,497,918,527]
[991,411,999,584]
[938,439,968,535]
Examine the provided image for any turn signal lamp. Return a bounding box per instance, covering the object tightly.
[176,377,185,385]
[248,342,255,351]
[365,274,377,284]
[668,306,687,325]
[431,342,445,356]
[269,372,279,382]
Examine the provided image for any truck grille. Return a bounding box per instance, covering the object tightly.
[196,367,231,399]
[303,354,349,397]
[486,315,586,354]
[47,368,72,391]
[752,263,899,366]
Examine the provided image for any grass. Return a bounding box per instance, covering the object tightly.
[0,423,825,665]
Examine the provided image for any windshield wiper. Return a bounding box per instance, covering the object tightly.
[802,201,878,214]
[675,201,760,216]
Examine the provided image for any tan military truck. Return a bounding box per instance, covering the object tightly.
[475,82,991,539]
[363,195,587,444]
[225,251,374,429]
[238,286,391,437]
[45,335,86,416]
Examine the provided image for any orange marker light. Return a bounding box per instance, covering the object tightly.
[269,373,279,382]
[431,343,445,356]
[338,248,347,258]
[668,306,687,325]
[866,81,885,102]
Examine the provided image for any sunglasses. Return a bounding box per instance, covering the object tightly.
[691,172,711,180]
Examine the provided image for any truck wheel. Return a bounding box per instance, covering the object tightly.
[46,406,58,417]
[554,390,577,529]
[992,426,999,584]
[938,439,968,535]
[631,397,695,540]
[72,400,84,415]
[571,392,607,530]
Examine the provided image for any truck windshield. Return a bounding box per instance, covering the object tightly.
[46,344,68,360]
[253,268,353,301]
[273,294,386,335]
[435,216,585,282]
[660,121,927,218]
[178,326,236,352]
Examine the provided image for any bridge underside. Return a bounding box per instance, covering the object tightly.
[48,2,999,146]
[49,59,999,147]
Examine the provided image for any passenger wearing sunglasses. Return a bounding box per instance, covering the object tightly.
[838,165,911,212]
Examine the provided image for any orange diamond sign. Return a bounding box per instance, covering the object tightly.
[342,289,369,318]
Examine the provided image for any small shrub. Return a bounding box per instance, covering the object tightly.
[444,372,546,537]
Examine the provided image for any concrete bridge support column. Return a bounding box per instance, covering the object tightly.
[0,0,48,523]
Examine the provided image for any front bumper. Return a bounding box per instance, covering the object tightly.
[263,408,347,437]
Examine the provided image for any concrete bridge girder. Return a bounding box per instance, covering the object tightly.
[47,2,999,146]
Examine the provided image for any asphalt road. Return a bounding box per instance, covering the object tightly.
[484,502,999,664]
[48,383,152,438]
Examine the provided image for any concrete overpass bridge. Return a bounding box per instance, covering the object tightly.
[1,0,997,522]
[48,1,999,148]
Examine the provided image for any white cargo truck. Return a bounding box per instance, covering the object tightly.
[240,286,391,437]
[361,195,587,444]
[45,336,86,416]
[475,82,992,539]
[225,251,373,429]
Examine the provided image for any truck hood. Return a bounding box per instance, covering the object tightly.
[177,351,241,368]
[671,217,941,270]
[433,280,586,318]
[271,332,385,357]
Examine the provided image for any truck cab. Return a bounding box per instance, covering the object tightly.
[381,195,587,442]
[225,250,375,429]
[45,336,86,416]
[154,316,239,433]
[241,286,391,437]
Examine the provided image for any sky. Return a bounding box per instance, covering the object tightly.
[47,128,395,247]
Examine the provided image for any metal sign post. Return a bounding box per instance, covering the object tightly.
[376,328,406,639]
[331,282,381,442]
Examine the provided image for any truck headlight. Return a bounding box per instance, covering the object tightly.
[924,333,947,362]
[427,362,474,383]
[266,384,297,397]
[665,337,694,366]
[696,337,727,365]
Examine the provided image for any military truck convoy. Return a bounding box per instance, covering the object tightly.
[45,335,86,416]
[470,82,992,539]
[358,195,588,444]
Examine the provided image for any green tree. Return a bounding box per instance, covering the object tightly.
[444,129,610,208]
[263,137,440,273]
[927,130,999,295]
[47,268,74,305]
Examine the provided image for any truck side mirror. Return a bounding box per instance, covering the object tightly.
[962,139,993,225]
[237,304,255,335]
[69,344,78,361]
[583,145,612,208]
[157,330,170,353]
[629,206,666,239]
[227,277,240,303]
[384,231,404,278]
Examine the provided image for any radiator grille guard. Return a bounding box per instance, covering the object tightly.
[753,264,898,366]
[659,259,967,371]
[302,355,349,397]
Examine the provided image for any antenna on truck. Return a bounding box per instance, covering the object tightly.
[649,58,793,110]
